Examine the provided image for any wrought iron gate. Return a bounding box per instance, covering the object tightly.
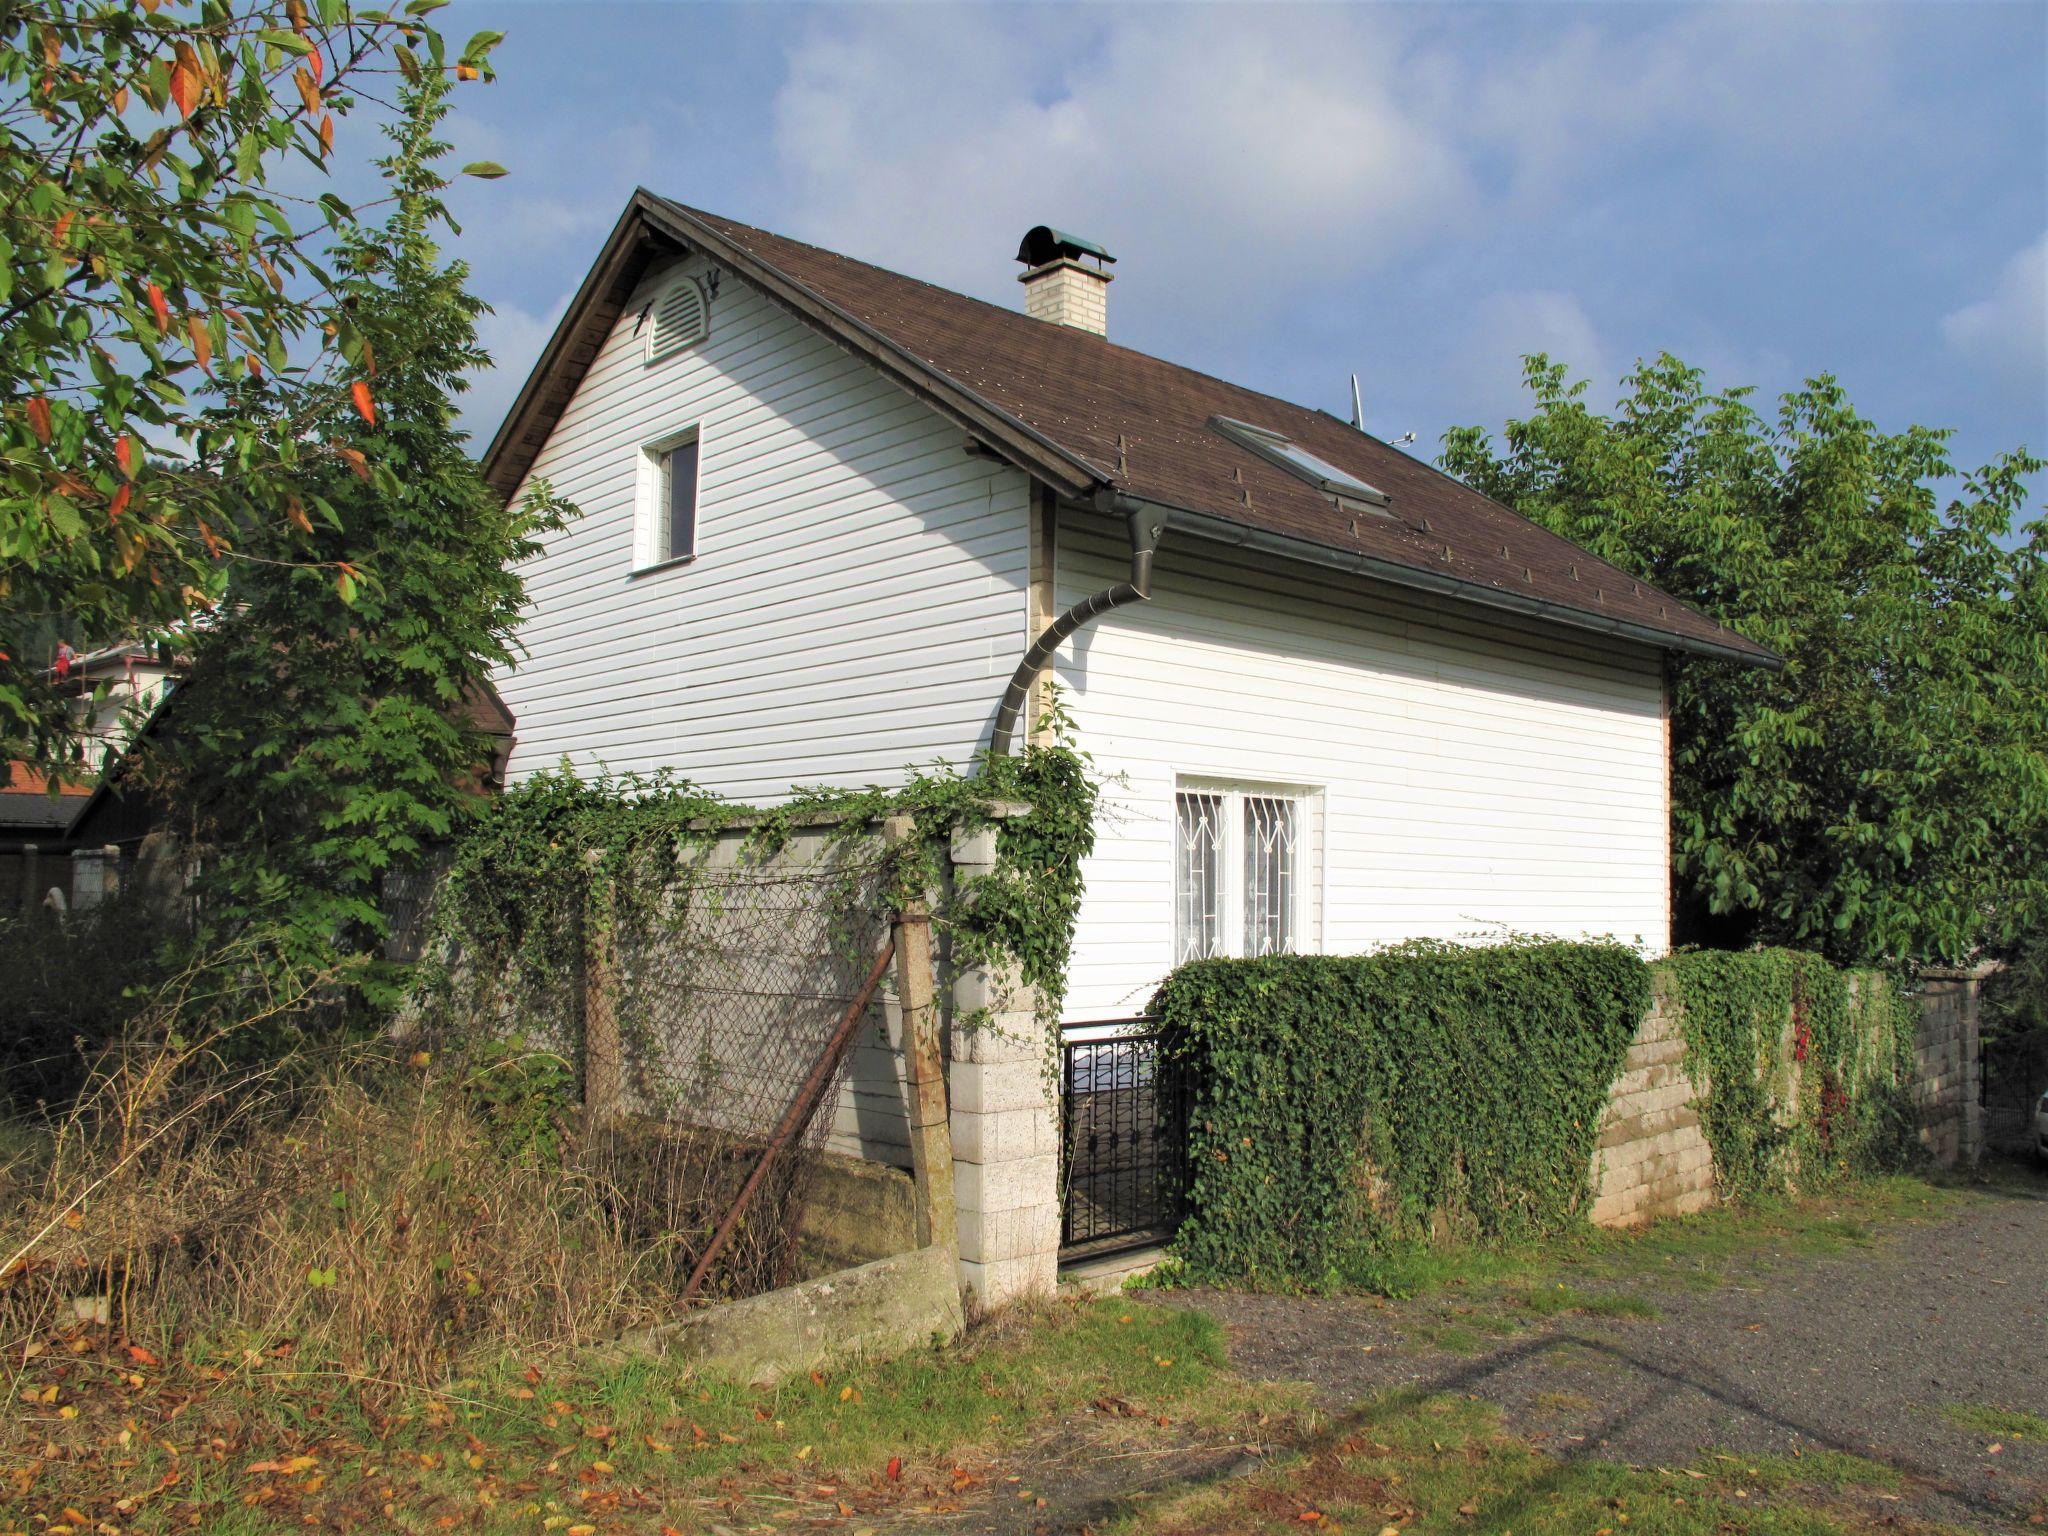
[1059,1022,1188,1258]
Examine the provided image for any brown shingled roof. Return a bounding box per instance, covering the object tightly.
[483,192,1776,668]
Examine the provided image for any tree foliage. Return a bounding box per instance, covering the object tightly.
[138,73,563,996]
[0,0,508,775]
[1442,355,2047,965]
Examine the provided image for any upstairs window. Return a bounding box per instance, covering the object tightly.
[1209,415,1391,516]
[1174,782,1318,963]
[634,426,700,570]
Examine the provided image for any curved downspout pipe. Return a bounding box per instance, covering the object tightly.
[989,497,1166,758]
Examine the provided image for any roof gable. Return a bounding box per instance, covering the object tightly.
[482,192,1775,668]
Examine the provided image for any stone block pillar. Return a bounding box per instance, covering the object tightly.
[947,820,1060,1303]
[1915,965,1989,1167]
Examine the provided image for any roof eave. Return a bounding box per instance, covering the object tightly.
[1129,497,1782,669]
[641,198,1102,499]
[481,191,1107,503]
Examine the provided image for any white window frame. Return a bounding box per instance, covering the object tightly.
[1172,777,1322,962]
[632,425,702,573]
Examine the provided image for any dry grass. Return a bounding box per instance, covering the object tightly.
[0,942,681,1381]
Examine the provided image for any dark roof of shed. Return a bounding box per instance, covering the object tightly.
[482,192,1775,667]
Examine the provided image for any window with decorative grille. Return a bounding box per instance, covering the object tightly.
[1173,782,1315,961]
[1174,791,1225,963]
[1242,795,1297,956]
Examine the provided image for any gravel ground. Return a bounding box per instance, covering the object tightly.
[1175,1177,2048,1532]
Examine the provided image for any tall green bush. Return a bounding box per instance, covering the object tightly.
[1153,942,1650,1287]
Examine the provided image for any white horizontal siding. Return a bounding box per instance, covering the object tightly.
[1054,513,1670,1021]
[497,252,1031,800]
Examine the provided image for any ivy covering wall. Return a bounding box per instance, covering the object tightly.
[1155,942,1926,1289]
[1153,942,1651,1287]
[1661,949,1919,1199]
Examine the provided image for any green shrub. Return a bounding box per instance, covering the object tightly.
[1153,941,1651,1287]
[1662,949,1918,1196]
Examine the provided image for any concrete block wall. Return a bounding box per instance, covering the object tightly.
[1590,965,1985,1228]
[1912,967,1986,1167]
[1588,984,1716,1226]
[947,822,1060,1303]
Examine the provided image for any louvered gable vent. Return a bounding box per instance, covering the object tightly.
[646,276,708,363]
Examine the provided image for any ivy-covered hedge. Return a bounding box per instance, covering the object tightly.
[1154,942,1651,1287]
[1661,949,1919,1198]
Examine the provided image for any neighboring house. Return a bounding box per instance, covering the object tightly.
[485,192,1775,1027]
[56,641,181,775]
[1,643,175,911]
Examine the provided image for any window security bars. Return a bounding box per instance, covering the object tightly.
[1174,783,1308,960]
[1174,791,1225,963]
[1242,794,1297,957]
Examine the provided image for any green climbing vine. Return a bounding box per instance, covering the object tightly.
[1661,949,1920,1198]
[1153,941,1652,1289]
[407,732,1099,1144]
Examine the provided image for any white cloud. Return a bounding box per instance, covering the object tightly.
[1942,232,2048,396]
[770,8,1478,326]
[759,3,1918,358]
[1442,289,1611,423]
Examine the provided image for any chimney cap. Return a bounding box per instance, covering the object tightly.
[1016,226,1116,269]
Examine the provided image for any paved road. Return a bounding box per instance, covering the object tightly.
[1179,1177,2048,1531]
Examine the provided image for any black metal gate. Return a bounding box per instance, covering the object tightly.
[1059,1022,1188,1258]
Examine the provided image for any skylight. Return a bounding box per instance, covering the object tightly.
[1210,416,1391,513]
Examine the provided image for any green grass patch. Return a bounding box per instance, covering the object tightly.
[1943,1402,2048,1441]
[1106,1391,1892,1535]
[1321,1174,1949,1305]
[1507,1283,1659,1319]
[6,1297,1266,1533]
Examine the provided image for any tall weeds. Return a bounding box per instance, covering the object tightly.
[0,931,676,1379]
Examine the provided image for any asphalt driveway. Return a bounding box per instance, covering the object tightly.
[1177,1172,2048,1531]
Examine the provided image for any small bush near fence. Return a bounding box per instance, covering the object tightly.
[1154,942,1650,1288]
[1662,948,1919,1197]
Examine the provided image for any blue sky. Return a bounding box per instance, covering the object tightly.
[426,1,2046,499]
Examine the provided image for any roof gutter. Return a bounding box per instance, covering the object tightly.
[1137,497,1782,670]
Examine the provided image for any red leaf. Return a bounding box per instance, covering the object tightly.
[125,1343,157,1367]
[350,380,375,426]
[107,484,131,523]
[295,67,321,116]
[335,446,369,481]
[24,397,51,444]
[146,283,170,334]
[307,48,324,85]
[318,113,334,157]
[885,1455,902,1482]
[169,59,198,117]
[114,433,133,477]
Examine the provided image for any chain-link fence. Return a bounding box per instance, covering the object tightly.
[588,836,897,1301]
[420,823,912,1306]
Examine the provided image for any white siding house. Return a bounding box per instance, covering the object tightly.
[499,252,1033,798]
[1053,515,1671,1020]
[481,194,1774,1300]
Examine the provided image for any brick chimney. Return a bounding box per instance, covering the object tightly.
[1016,226,1114,336]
